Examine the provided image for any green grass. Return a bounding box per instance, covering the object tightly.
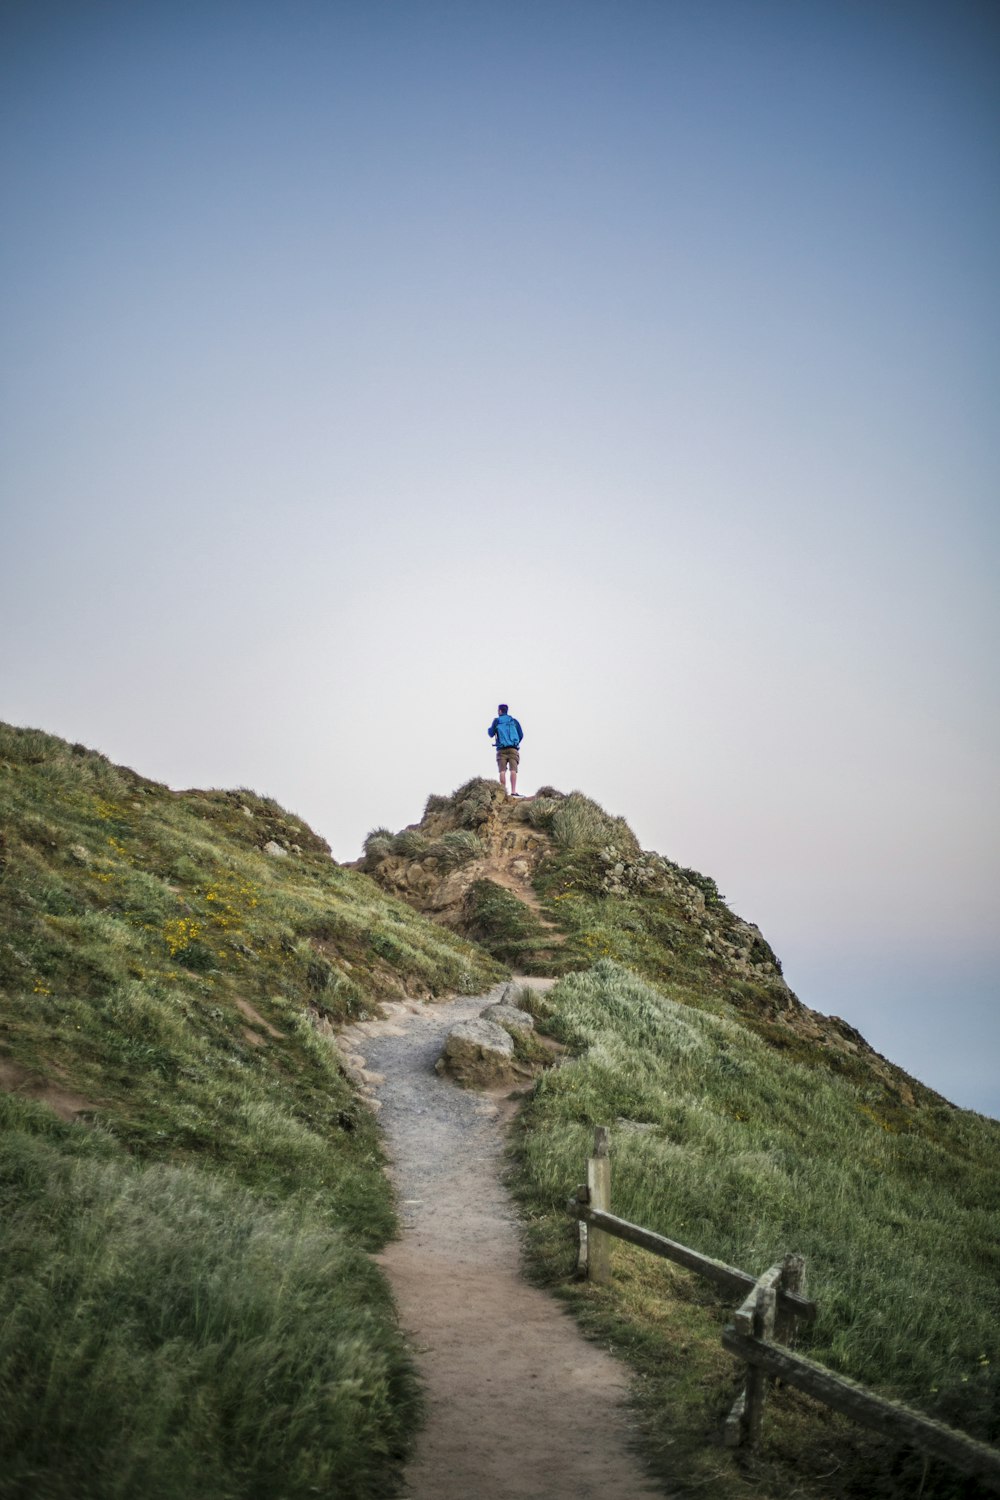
[528,796,779,996]
[0,724,501,1174]
[512,961,1000,1499]
[0,1096,419,1500]
[527,788,641,854]
[0,722,504,1498]
[461,878,555,968]
[19,733,983,1500]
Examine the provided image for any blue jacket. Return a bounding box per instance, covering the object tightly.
[489,714,523,749]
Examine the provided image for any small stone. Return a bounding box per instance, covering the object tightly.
[263,841,288,858]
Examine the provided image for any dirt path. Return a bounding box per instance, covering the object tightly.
[341,983,667,1500]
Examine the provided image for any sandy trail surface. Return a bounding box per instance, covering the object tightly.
[342,982,667,1500]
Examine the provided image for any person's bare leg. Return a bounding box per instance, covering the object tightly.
[498,760,508,793]
[510,764,518,796]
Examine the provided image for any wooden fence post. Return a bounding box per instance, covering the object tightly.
[574,1184,590,1278]
[586,1126,612,1285]
[776,1253,806,1345]
[725,1263,783,1448]
[745,1283,777,1445]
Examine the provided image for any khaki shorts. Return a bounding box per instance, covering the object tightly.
[496,746,519,770]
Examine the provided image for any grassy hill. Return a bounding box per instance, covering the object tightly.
[362,780,1000,1498]
[3,735,997,1500]
[0,723,501,1499]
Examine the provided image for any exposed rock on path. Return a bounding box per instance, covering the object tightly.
[343,984,667,1500]
[435,1015,517,1088]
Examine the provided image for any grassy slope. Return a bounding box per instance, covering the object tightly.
[7,740,996,1499]
[0,723,502,1500]
[513,962,1000,1500]
[359,780,1000,1493]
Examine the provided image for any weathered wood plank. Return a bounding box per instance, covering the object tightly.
[568,1204,817,1322]
[776,1253,806,1345]
[734,1264,784,1336]
[724,1384,747,1449]
[744,1284,777,1446]
[721,1328,1000,1488]
[586,1129,612,1285]
[572,1185,589,1278]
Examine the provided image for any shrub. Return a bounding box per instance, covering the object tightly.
[678,865,726,906]
[425,830,484,868]
[549,793,640,855]
[391,829,428,858]
[361,827,393,867]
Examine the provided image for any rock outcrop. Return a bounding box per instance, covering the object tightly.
[481,1002,535,1034]
[360,782,549,929]
[436,980,543,1087]
[436,1017,517,1087]
[360,780,938,1108]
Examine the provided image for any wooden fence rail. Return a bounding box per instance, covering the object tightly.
[721,1325,1000,1488]
[567,1126,1000,1492]
[567,1201,816,1326]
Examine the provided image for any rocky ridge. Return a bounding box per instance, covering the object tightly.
[359,780,941,1109]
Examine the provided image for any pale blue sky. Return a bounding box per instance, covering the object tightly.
[2,1,997,1114]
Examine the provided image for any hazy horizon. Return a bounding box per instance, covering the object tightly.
[3,1,997,1116]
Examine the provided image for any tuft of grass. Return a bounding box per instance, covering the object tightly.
[552,794,641,855]
[427,829,485,867]
[512,961,1000,1499]
[361,826,394,866]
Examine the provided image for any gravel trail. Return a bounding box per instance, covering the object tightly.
[342,983,667,1500]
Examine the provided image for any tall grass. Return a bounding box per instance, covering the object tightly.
[514,962,1000,1493]
[0,1098,418,1500]
[527,790,640,855]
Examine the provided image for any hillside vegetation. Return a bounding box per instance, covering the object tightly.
[0,723,501,1499]
[4,736,997,1500]
[513,964,1000,1499]
[363,780,936,1110]
[363,781,1000,1498]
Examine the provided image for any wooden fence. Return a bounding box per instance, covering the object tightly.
[567,1126,1000,1491]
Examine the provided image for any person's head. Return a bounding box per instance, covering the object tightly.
[498,703,508,714]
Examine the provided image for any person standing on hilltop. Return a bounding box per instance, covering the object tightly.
[488,703,524,797]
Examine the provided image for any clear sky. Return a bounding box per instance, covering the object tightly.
[2,1,997,1115]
